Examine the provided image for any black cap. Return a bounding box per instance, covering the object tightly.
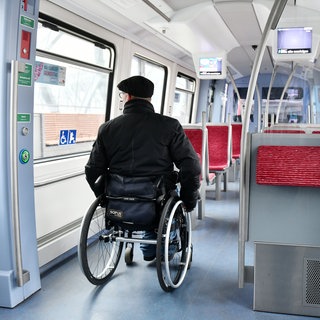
[117,76,154,98]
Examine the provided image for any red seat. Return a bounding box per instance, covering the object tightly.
[184,129,215,183]
[207,124,230,171]
[231,123,242,160]
[184,128,203,166]
[206,123,231,200]
[183,124,215,218]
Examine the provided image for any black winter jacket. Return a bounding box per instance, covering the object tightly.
[85,98,201,210]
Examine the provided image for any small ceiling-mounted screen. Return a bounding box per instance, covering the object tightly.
[273,26,316,61]
[199,57,223,75]
[277,27,312,55]
[194,52,226,79]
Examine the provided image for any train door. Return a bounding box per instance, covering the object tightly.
[33,15,115,268]
[0,0,41,308]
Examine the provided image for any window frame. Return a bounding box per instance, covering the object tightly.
[34,14,116,161]
[131,54,168,114]
[38,13,116,122]
[174,72,196,123]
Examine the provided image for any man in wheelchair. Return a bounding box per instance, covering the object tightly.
[85,75,201,261]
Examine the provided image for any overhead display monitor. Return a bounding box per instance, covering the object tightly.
[193,52,226,79]
[277,27,312,54]
[199,57,223,75]
[273,26,315,61]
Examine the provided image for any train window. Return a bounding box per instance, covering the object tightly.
[37,22,113,69]
[131,55,167,114]
[34,18,114,160]
[172,73,195,123]
[262,87,303,100]
[261,87,304,123]
[237,87,248,99]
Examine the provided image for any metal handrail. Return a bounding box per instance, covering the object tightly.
[255,85,261,132]
[10,60,24,287]
[264,65,278,128]
[275,63,297,123]
[34,170,84,187]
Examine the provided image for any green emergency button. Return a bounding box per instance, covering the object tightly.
[19,149,30,164]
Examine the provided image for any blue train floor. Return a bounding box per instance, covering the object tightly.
[0,181,316,320]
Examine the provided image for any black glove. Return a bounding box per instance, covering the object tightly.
[180,189,199,212]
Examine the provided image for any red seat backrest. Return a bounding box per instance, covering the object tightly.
[256,145,320,187]
[207,125,229,171]
[184,128,203,164]
[231,123,242,159]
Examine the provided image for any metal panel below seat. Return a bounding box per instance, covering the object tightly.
[254,242,320,317]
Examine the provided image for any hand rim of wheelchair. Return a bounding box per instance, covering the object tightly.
[156,197,193,292]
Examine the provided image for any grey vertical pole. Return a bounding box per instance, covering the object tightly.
[238,0,288,288]
[264,65,278,128]
[275,64,296,123]
[255,85,261,132]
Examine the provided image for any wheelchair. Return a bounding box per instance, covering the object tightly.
[77,174,193,292]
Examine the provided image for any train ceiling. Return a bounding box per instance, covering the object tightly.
[44,0,320,80]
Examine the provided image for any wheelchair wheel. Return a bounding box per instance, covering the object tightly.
[78,195,123,285]
[156,195,192,292]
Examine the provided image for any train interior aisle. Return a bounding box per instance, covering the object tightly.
[2,0,320,318]
[0,179,315,320]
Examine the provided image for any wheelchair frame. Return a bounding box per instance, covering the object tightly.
[78,192,193,292]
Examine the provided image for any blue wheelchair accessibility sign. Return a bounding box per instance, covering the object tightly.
[59,130,77,145]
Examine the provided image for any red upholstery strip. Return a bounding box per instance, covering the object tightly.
[207,125,229,171]
[231,124,242,159]
[312,131,320,134]
[256,145,320,187]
